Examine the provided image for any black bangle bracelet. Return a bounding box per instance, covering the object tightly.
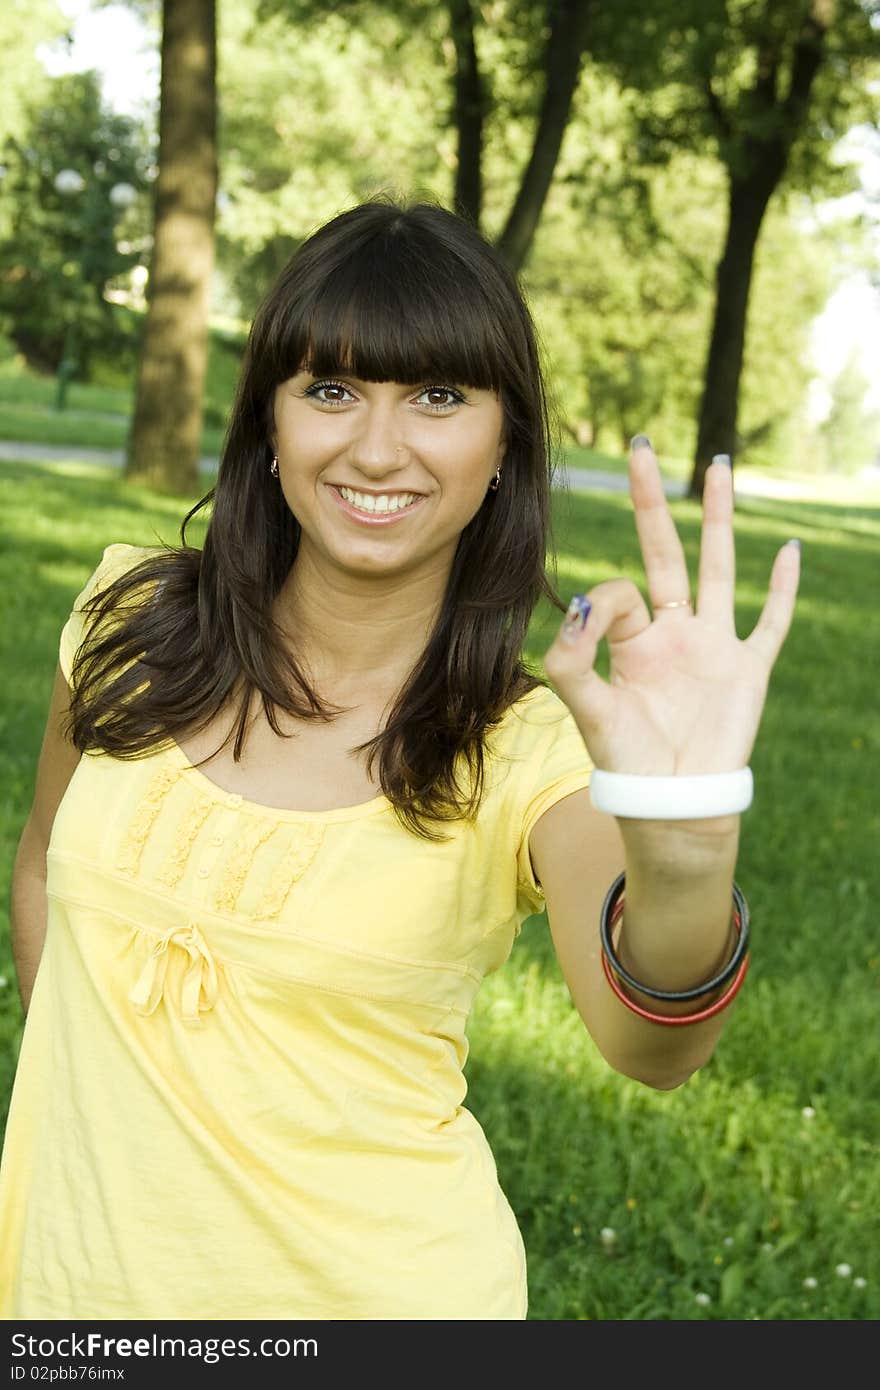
[599,870,751,1003]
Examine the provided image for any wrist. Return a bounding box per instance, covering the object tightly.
[619,814,740,876]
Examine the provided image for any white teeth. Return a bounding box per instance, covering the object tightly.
[338,488,419,513]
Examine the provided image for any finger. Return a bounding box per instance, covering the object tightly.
[629,436,692,615]
[742,540,801,668]
[543,578,651,733]
[695,455,737,632]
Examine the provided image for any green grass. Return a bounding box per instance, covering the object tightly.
[0,326,245,459]
[0,363,668,478]
[562,440,692,484]
[4,349,880,509]
[1,456,878,1320]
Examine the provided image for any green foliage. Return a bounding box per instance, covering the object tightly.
[0,458,877,1319]
[581,0,879,473]
[596,0,880,195]
[736,192,838,468]
[525,75,835,463]
[0,70,153,377]
[216,0,451,310]
[819,349,880,475]
[0,0,68,153]
[204,0,875,471]
[4,0,874,477]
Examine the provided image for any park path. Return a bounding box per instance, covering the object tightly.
[0,439,688,496]
[5,438,876,501]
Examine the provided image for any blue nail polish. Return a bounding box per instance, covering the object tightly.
[631,434,652,451]
[561,594,591,638]
[712,453,732,468]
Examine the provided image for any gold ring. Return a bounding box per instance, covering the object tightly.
[654,598,692,610]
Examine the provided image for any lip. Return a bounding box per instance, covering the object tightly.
[326,484,428,526]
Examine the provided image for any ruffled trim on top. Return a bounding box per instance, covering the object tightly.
[115,765,182,876]
[213,818,279,915]
[156,793,215,889]
[253,824,326,919]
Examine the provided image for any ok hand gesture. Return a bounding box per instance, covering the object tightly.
[543,440,800,788]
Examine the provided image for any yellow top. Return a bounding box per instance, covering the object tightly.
[0,543,593,1320]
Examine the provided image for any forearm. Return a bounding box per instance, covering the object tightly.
[10,827,49,1016]
[618,815,740,998]
[602,816,742,1087]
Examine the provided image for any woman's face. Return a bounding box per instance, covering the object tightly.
[271,370,505,582]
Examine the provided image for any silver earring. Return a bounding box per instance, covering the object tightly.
[270,455,279,478]
[489,467,502,492]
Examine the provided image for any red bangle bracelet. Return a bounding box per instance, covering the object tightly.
[603,873,749,1002]
[601,947,750,1026]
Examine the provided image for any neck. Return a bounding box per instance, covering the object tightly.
[273,545,451,700]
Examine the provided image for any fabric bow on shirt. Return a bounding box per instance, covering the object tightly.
[128,922,219,1026]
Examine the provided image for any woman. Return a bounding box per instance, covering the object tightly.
[1,196,799,1320]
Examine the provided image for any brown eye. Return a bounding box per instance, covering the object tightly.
[417,386,465,412]
[304,380,353,406]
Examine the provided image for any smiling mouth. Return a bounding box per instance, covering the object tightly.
[330,485,426,516]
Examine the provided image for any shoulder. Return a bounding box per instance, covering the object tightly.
[483,682,593,820]
[490,683,590,762]
[60,543,173,686]
[71,542,170,608]
[91,541,162,586]
[505,683,571,725]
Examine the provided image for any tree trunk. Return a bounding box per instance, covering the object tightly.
[448,0,485,227]
[495,0,592,275]
[126,0,217,494]
[689,174,775,500]
[689,0,830,500]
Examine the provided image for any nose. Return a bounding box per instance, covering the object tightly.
[347,396,411,476]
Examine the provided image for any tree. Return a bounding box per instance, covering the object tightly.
[255,0,594,271]
[0,71,149,378]
[216,0,844,464]
[526,106,836,464]
[603,0,880,497]
[691,0,864,497]
[126,0,218,494]
[447,0,487,226]
[494,0,593,271]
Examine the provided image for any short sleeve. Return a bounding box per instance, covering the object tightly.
[513,692,593,917]
[58,543,153,688]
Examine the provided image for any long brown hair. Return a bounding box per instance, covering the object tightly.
[67,194,569,840]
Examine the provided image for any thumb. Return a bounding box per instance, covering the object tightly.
[543,579,651,735]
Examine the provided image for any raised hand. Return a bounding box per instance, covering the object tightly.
[543,439,800,786]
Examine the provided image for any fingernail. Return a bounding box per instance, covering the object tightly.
[712,453,732,468]
[786,538,801,550]
[630,434,652,451]
[561,594,591,641]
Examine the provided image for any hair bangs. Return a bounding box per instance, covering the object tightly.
[71,199,559,841]
[293,236,506,392]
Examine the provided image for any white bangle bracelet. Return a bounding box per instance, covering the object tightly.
[589,767,753,819]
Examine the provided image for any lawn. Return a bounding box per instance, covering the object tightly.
[0,327,244,460]
[7,351,880,509]
[0,455,878,1320]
